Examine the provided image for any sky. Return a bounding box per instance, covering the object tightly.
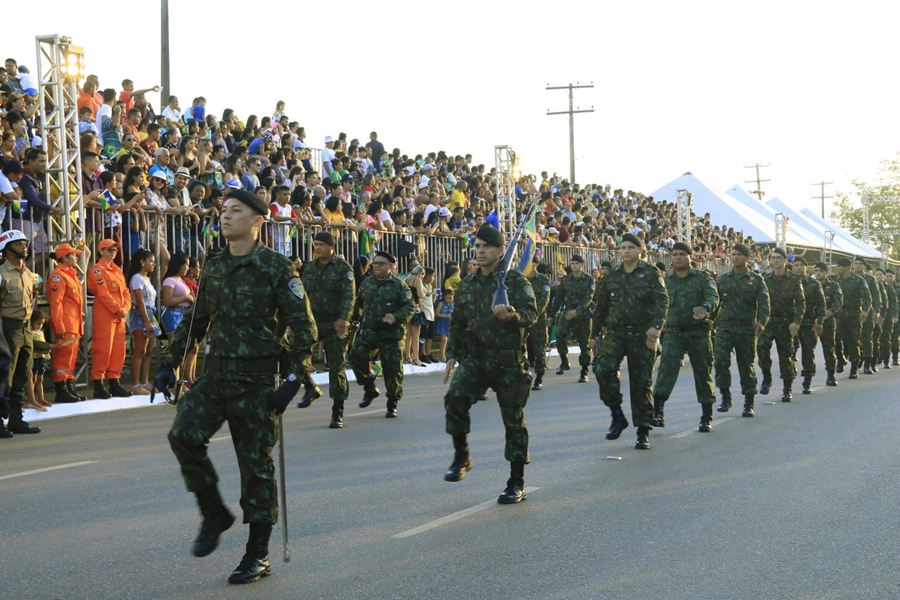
[10,1,900,220]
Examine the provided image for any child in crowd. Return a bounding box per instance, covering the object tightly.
[27,309,54,411]
[433,288,454,363]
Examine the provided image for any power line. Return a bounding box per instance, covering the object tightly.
[811,181,833,219]
[546,82,594,185]
[744,163,770,201]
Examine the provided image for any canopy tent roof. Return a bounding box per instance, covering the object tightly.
[725,186,823,247]
[795,207,883,259]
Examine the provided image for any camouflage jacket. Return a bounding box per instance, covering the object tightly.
[355,273,415,340]
[885,282,899,320]
[447,266,537,360]
[663,268,719,331]
[591,261,668,337]
[550,272,594,320]
[876,281,889,320]
[302,256,355,330]
[528,271,552,326]
[862,273,881,314]
[837,273,871,316]
[821,276,843,319]
[800,275,827,326]
[762,270,805,323]
[169,241,317,376]
[715,269,770,333]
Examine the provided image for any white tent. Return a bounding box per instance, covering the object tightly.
[795,208,882,259]
[725,186,823,248]
[649,172,774,243]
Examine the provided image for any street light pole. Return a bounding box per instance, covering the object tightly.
[161,0,170,104]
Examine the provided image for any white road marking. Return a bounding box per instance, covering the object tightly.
[0,460,98,481]
[209,435,231,443]
[392,487,541,539]
[345,409,386,418]
[671,417,733,438]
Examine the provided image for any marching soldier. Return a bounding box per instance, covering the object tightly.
[874,268,895,370]
[790,256,825,394]
[853,258,880,374]
[552,254,594,382]
[814,262,843,386]
[757,248,805,402]
[526,259,552,391]
[886,269,900,366]
[834,257,871,379]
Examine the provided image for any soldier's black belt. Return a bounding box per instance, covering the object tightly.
[665,324,707,333]
[718,319,755,325]
[470,347,522,361]
[206,356,279,374]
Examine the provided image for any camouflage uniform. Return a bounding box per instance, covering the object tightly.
[794,274,826,381]
[892,280,900,362]
[591,261,668,429]
[879,280,898,366]
[445,266,537,463]
[653,268,719,410]
[302,255,355,414]
[714,269,770,397]
[836,273,871,370]
[872,279,889,366]
[349,273,415,409]
[552,272,594,372]
[757,270,805,387]
[860,271,881,363]
[168,242,318,526]
[525,270,552,378]
[818,276,843,375]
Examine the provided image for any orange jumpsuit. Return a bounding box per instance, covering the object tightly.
[46,264,84,383]
[87,259,131,380]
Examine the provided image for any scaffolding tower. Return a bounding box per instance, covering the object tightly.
[822,230,835,265]
[494,145,517,238]
[675,188,692,245]
[774,212,789,251]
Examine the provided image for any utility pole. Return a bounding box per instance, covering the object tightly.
[161,0,170,105]
[546,82,593,185]
[811,181,833,219]
[744,163,770,201]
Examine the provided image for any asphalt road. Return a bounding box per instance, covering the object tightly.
[3,356,900,600]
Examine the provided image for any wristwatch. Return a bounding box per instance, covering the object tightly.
[286,373,299,383]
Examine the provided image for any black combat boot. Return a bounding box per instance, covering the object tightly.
[759,370,772,395]
[605,405,629,440]
[892,351,899,366]
[578,367,588,383]
[781,384,793,403]
[385,398,399,418]
[801,376,812,395]
[192,485,236,557]
[359,385,381,408]
[497,460,526,504]
[864,359,874,375]
[6,419,40,434]
[93,379,112,400]
[296,383,322,408]
[717,388,733,412]
[54,381,81,403]
[871,357,879,373]
[742,395,755,417]
[836,358,845,373]
[826,370,837,386]
[329,400,344,429]
[531,373,543,391]
[555,359,570,375]
[849,362,859,379]
[0,423,12,439]
[228,523,272,584]
[444,434,472,482]
[883,357,892,370]
[66,380,87,401]
[699,403,713,433]
[634,426,651,450]
[652,396,666,427]
[107,379,132,398]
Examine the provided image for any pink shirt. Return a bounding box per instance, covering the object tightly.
[163,276,192,308]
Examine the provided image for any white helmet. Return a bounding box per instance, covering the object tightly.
[0,229,28,252]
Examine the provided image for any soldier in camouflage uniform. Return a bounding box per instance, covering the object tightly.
[875,268,898,369]
[159,190,318,585]
[814,262,843,387]
[651,243,719,432]
[757,248,805,402]
[526,259,552,391]
[886,270,900,366]
[552,254,595,382]
[349,251,415,418]
[854,259,881,374]
[443,226,537,504]
[834,257,871,379]
[298,231,356,429]
[591,234,668,450]
[714,244,770,417]
[790,257,826,394]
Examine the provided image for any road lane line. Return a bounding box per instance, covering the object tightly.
[392,487,541,539]
[0,460,98,481]
[344,409,386,418]
[671,417,733,438]
[209,435,231,443]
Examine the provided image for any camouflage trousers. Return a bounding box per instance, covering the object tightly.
[557,316,592,368]
[892,318,900,355]
[836,314,862,364]
[593,331,655,429]
[349,329,404,401]
[714,329,759,396]
[860,311,875,359]
[819,318,837,372]
[168,373,278,525]
[525,321,549,375]
[316,326,349,403]
[757,321,797,383]
[445,353,531,463]
[653,329,715,405]
[794,325,819,378]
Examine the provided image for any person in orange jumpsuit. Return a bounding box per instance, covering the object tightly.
[86,239,133,399]
[46,243,86,403]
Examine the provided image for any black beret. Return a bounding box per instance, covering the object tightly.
[313,231,335,246]
[836,257,852,267]
[814,262,828,270]
[375,250,396,264]
[671,242,692,254]
[655,261,667,272]
[792,255,807,265]
[771,247,787,258]
[570,254,584,263]
[475,226,505,247]
[226,189,269,216]
[853,257,868,268]
[621,233,642,248]
[886,269,896,275]
[733,244,750,257]
[600,261,611,268]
